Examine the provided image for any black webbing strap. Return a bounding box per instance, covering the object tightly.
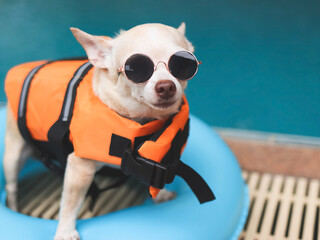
[121,151,215,203]
[17,61,53,142]
[175,161,216,203]
[120,118,216,204]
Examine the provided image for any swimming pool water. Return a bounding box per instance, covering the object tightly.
[0,0,319,137]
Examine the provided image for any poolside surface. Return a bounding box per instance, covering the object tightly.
[218,129,320,179]
[226,138,320,179]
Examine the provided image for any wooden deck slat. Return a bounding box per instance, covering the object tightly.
[30,185,62,217]
[21,178,61,215]
[94,178,136,216]
[303,180,319,240]
[245,173,272,239]
[288,178,307,239]
[259,175,283,237]
[274,176,295,239]
[40,195,61,219]
[18,174,55,209]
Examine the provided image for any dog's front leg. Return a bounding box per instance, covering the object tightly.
[54,153,96,240]
[4,107,32,211]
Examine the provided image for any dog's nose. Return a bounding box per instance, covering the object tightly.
[155,80,176,99]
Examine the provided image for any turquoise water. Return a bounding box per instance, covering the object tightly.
[0,0,319,137]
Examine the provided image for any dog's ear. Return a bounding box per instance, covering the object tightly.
[177,22,186,35]
[177,22,194,53]
[70,28,113,68]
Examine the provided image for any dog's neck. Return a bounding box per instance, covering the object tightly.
[91,68,166,124]
[92,68,131,117]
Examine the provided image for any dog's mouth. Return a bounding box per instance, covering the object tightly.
[152,101,176,109]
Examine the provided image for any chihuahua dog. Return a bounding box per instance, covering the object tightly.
[4,23,195,240]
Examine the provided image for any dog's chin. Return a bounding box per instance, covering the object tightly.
[137,97,182,118]
[152,101,176,109]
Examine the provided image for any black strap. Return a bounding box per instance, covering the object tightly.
[121,149,215,203]
[175,161,216,203]
[119,118,216,204]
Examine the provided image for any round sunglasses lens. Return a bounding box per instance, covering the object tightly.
[168,51,198,80]
[124,54,154,83]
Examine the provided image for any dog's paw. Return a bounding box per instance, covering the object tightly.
[154,189,176,203]
[54,230,80,240]
[6,192,18,211]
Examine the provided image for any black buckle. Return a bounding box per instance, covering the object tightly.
[121,149,169,189]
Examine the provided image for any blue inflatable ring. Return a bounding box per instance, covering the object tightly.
[0,107,248,240]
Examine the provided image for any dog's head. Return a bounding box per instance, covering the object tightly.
[71,23,196,120]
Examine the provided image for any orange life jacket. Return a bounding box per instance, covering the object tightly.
[5,58,215,203]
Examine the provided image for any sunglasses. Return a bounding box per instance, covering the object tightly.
[118,50,201,83]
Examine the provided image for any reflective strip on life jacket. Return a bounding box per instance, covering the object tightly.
[17,61,53,142]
